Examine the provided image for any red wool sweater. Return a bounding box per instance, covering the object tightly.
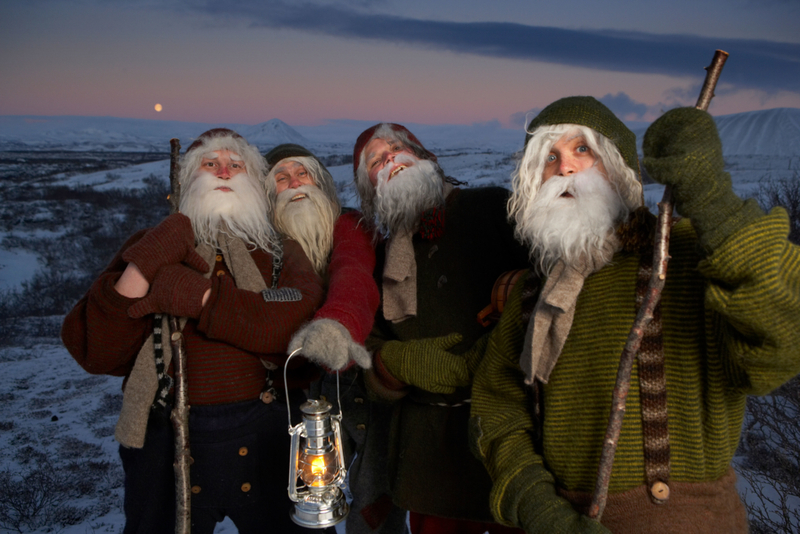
[62,233,324,405]
[314,211,379,347]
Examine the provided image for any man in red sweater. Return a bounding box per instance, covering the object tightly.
[265,143,386,533]
[265,143,378,371]
[62,129,324,534]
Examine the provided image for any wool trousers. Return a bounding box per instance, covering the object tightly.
[119,394,330,534]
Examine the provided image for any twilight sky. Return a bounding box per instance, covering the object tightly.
[1,0,799,127]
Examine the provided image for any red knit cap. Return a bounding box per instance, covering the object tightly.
[185,128,244,154]
[352,123,437,178]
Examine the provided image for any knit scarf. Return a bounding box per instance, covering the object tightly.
[382,183,453,323]
[114,231,269,449]
[521,233,622,385]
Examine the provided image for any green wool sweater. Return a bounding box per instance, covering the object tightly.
[470,209,800,533]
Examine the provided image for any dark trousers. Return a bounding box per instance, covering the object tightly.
[120,394,328,534]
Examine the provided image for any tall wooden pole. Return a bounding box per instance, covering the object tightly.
[587,50,729,522]
[168,138,192,534]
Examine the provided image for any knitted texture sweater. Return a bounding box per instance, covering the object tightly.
[312,210,379,345]
[62,234,324,404]
[366,186,530,521]
[470,209,800,533]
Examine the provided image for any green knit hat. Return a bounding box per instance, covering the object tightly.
[525,96,639,175]
[264,143,317,168]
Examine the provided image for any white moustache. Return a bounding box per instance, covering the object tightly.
[376,153,418,185]
[516,165,627,274]
[544,166,610,200]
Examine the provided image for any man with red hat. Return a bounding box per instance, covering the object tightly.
[350,123,529,534]
[62,129,325,533]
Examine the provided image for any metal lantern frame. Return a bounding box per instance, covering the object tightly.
[284,348,350,529]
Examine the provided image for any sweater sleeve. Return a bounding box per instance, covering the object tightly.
[699,207,800,395]
[61,230,153,377]
[471,274,609,534]
[313,211,379,344]
[196,239,324,355]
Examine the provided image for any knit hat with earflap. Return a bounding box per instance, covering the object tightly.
[525,96,639,176]
[353,123,438,180]
[352,123,442,224]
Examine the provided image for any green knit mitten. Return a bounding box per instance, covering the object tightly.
[462,333,489,376]
[642,107,763,254]
[378,333,468,394]
[506,464,610,534]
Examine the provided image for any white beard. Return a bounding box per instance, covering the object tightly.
[373,153,443,236]
[179,170,275,252]
[517,167,628,274]
[274,185,338,276]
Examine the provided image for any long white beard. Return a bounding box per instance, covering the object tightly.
[180,170,275,252]
[373,153,443,236]
[516,167,628,274]
[274,185,338,276]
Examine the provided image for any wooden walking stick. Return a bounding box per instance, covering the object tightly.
[587,50,729,522]
[167,137,192,534]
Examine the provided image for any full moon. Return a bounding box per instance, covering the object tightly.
[154,103,163,112]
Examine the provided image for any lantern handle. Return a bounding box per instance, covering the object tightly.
[283,347,344,430]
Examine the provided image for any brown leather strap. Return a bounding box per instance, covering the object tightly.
[477,269,527,326]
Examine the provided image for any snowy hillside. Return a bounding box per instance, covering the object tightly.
[716,108,800,157]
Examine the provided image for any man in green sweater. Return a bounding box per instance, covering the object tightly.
[470,97,800,534]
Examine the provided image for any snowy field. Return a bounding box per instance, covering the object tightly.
[1,108,798,533]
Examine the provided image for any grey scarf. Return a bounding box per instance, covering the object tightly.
[382,183,453,323]
[521,234,621,385]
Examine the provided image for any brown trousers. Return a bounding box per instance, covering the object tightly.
[558,468,748,534]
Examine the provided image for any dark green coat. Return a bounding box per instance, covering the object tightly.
[366,186,530,521]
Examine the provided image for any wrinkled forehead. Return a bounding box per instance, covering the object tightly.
[363,136,406,163]
[273,159,308,175]
[556,128,584,144]
[201,150,243,161]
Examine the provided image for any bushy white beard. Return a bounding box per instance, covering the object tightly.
[180,170,275,252]
[517,167,628,274]
[274,185,338,276]
[373,154,443,236]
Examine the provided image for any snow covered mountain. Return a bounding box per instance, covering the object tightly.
[240,118,311,147]
[2,108,799,158]
[716,108,800,157]
[0,116,310,152]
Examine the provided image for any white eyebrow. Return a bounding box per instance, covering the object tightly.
[203,151,219,159]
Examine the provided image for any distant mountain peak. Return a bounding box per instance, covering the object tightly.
[241,119,310,149]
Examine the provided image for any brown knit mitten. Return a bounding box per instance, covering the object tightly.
[122,213,209,282]
[128,264,211,319]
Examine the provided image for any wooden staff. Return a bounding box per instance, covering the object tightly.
[167,137,192,534]
[588,50,729,522]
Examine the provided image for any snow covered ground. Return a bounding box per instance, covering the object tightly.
[1,108,798,532]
